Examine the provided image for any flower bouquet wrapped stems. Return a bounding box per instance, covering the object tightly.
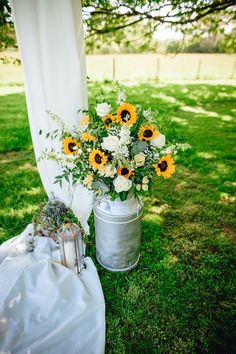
[41,89,188,271]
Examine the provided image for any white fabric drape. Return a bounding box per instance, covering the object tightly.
[0,226,105,354]
[10,0,93,232]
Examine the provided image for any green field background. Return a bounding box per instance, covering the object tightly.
[1,52,236,85]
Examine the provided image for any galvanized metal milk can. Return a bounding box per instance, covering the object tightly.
[94,195,143,272]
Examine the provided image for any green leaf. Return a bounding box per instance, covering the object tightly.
[119,191,129,201]
[92,180,109,194]
[131,141,147,155]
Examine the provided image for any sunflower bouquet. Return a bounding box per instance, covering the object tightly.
[41,90,188,201]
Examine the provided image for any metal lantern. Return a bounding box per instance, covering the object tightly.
[58,222,85,274]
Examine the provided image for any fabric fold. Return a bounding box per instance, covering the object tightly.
[0,226,105,354]
[10,0,93,232]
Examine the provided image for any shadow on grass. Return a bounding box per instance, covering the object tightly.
[0,83,236,352]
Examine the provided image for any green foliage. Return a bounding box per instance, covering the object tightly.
[83,0,236,53]
[0,82,236,352]
[0,0,16,50]
[1,0,235,52]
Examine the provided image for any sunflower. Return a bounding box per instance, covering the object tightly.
[153,154,175,178]
[80,115,90,126]
[117,103,138,126]
[117,166,133,179]
[63,138,80,155]
[89,149,108,170]
[81,132,96,142]
[102,114,116,129]
[138,125,159,141]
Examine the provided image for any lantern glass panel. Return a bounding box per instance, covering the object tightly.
[58,222,85,273]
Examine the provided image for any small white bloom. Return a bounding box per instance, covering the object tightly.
[113,176,132,193]
[136,184,141,191]
[151,133,166,148]
[161,144,175,155]
[112,145,129,158]
[102,135,120,152]
[142,184,149,192]
[98,164,117,178]
[117,91,127,105]
[119,125,131,144]
[134,153,145,167]
[143,108,152,118]
[95,102,111,117]
[142,176,149,184]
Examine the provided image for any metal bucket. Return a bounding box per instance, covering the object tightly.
[94,196,143,272]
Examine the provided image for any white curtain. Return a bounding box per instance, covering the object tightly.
[10,0,93,232]
[3,2,106,353]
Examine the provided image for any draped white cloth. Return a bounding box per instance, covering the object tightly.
[2,1,106,353]
[0,226,105,354]
[10,0,93,233]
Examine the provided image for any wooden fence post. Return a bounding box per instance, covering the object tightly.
[112,57,116,81]
[230,59,236,80]
[196,58,202,80]
[156,57,160,81]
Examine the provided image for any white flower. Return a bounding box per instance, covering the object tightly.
[119,125,131,144]
[161,144,175,155]
[95,102,111,117]
[136,184,141,191]
[142,184,149,191]
[134,153,145,167]
[102,135,120,152]
[142,176,149,184]
[117,91,127,105]
[143,108,152,118]
[151,133,166,148]
[98,164,117,178]
[113,176,132,193]
[113,145,129,158]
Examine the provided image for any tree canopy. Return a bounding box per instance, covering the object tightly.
[0,0,235,52]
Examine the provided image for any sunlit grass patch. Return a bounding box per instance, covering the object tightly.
[0,82,236,353]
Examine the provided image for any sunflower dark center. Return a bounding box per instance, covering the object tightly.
[105,118,112,125]
[158,161,168,172]
[143,129,153,138]
[68,142,76,152]
[121,167,129,175]
[95,153,102,164]
[121,110,131,122]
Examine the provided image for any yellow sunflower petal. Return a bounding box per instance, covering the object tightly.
[117,103,138,126]
[89,149,108,170]
[102,114,116,129]
[80,115,90,126]
[117,166,133,179]
[153,154,175,178]
[138,125,159,141]
[82,132,96,142]
[63,138,80,155]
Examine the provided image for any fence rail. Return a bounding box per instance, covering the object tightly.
[86,53,236,81]
[1,52,236,86]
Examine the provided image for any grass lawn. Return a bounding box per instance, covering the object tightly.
[0,82,236,353]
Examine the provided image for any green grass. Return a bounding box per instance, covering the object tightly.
[0,82,236,353]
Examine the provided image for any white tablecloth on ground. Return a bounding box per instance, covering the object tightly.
[0,225,105,354]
